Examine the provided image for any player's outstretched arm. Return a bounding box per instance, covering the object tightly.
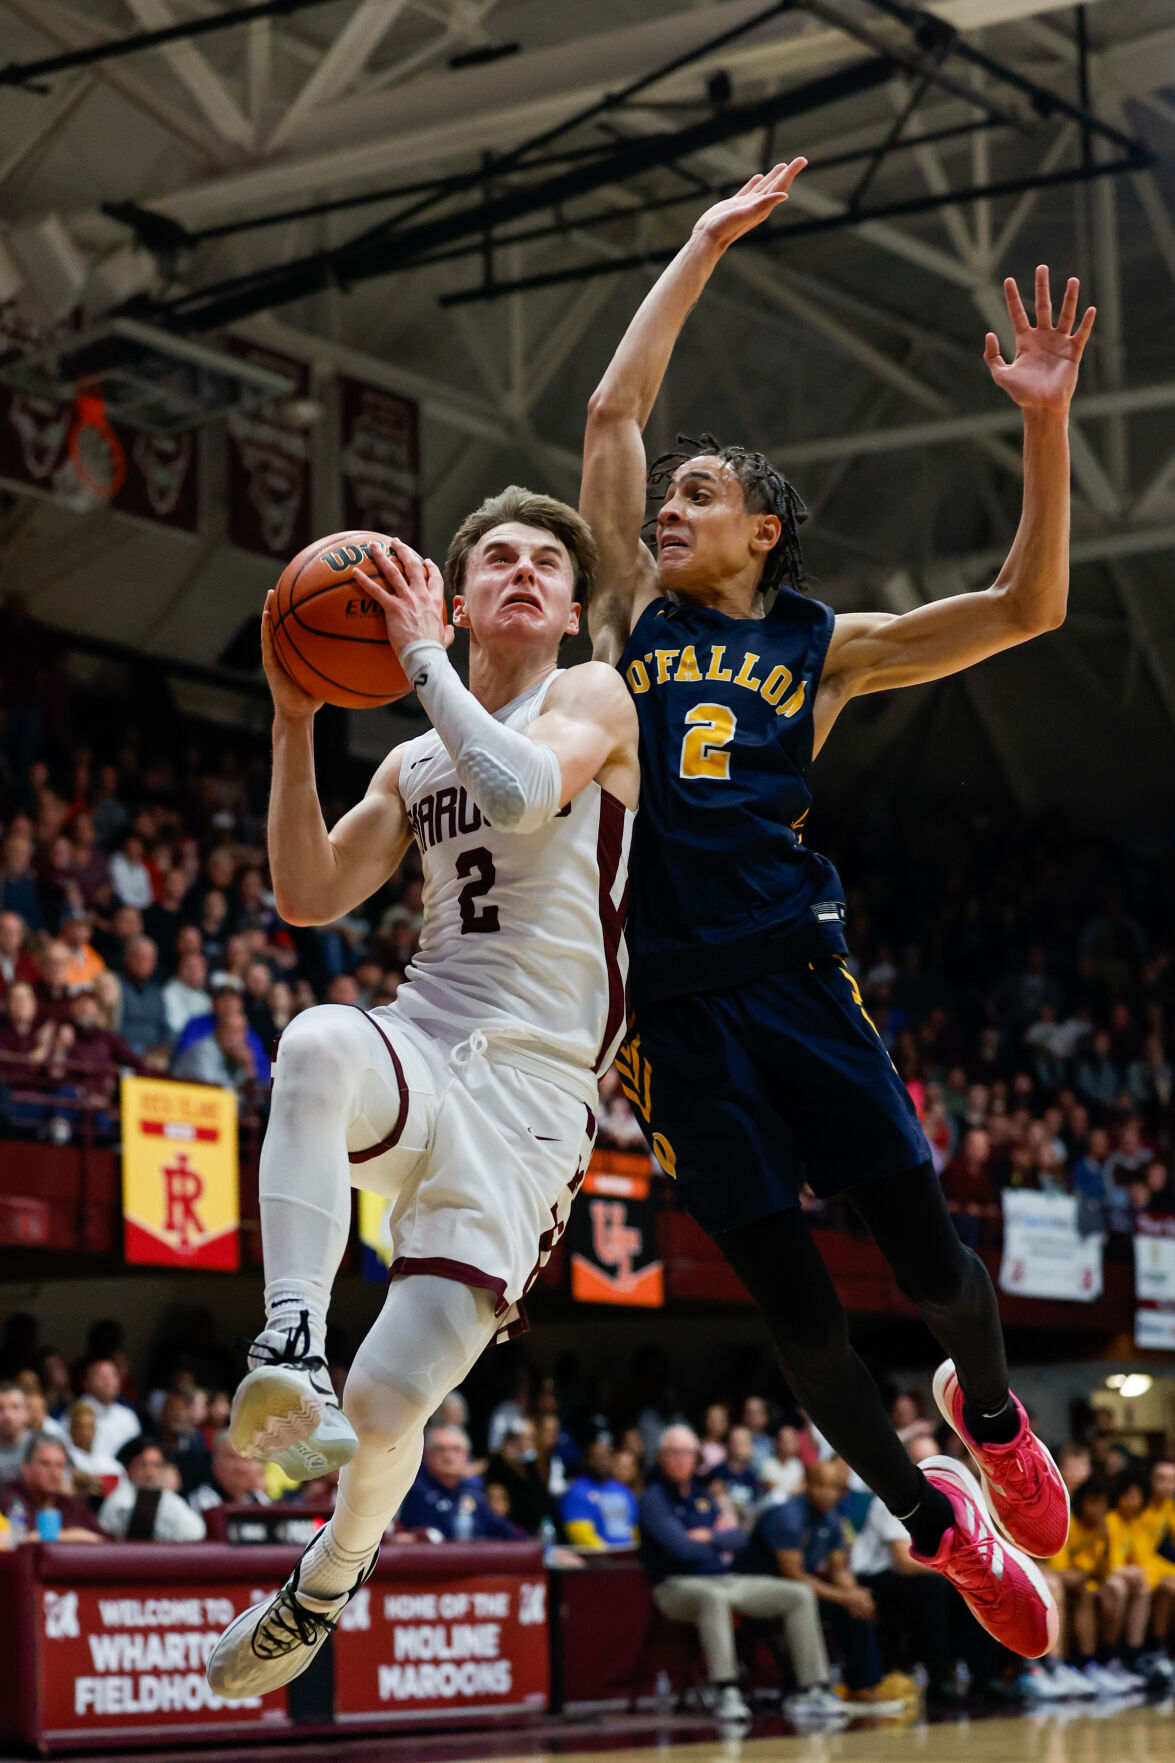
[582,159,807,665]
[262,591,414,925]
[818,268,1095,732]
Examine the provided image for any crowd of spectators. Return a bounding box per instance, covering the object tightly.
[2,1302,1173,1726]
[3,605,1173,1247]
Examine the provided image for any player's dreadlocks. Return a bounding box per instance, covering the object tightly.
[646,433,809,598]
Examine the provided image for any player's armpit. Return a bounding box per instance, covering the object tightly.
[824,582,1057,703]
[530,662,640,809]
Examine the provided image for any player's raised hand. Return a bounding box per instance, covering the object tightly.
[984,266,1096,413]
[358,539,456,663]
[691,158,807,252]
[260,588,323,720]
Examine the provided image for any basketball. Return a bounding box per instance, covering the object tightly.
[271,529,412,708]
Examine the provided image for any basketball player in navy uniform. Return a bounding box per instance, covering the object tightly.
[582,160,1096,1661]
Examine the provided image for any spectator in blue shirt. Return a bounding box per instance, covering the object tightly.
[707,1425,761,1529]
[741,1461,890,1706]
[561,1437,638,1550]
[398,1426,517,1542]
[173,985,271,1084]
[638,1424,839,1728]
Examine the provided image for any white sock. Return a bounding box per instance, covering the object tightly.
[261,1286,327,1362]
[298,1523,376,1601]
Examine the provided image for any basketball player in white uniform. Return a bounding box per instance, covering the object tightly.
[209,488,638,1698]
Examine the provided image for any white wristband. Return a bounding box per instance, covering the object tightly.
[402,640,563,835]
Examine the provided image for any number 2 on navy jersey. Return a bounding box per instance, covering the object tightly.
[679,702,737,781]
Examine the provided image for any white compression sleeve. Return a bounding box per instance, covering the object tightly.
[400,639,563,834]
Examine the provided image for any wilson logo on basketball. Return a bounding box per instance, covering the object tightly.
[322,540,377,571]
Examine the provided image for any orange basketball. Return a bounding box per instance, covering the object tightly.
[271,529,412,709]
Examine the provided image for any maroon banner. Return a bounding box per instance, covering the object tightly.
[225,340,311,559]
[339,375,420,547]
[0,389,199,530]
[36,1578,288,1740]
[333,1571,549,1721]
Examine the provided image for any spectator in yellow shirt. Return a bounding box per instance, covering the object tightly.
[1104,1473,1155,1672]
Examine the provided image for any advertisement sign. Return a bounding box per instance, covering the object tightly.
[339,376,420,547]
[121,1077,239,1270]
[333,1572,549,1721]
[569,1156,664,1308]
[37,1580,286,1739]
[999,1189,1103,1302]
[1135,1215,1175,1349]
[225,340,310,559]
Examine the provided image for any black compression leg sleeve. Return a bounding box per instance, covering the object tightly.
[719,1206,929,1519]
[845,1161,1010,1415]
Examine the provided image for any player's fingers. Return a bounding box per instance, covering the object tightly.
[735,173,764,197]
[385,535,425,585]
[1035,263,1053,328]
[443,622,457,651]
[351,564,395,610]
[1073,305,1097,352]
[1004,275,1029,332]
[776,156,808,190]
[1058,275,1080,334]
[983,333,1006,370]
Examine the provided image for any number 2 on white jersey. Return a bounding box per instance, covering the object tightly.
[679,702,737,781]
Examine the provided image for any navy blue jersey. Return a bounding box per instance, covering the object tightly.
[619,589,847,1001]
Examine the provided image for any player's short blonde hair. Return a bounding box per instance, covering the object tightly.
[445,485,598,607]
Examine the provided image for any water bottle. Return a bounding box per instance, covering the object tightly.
[7,1499,29,1544]
[453,1501,474,1542]
[653,1670,674,1715]
[36,1508,63,1543]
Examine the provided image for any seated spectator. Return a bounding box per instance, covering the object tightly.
[942,1129,995,1247]
[109,832,154,910]
[698,1402,730,1474]
[535,1411,574,1499]
[173,988,263,1093]
[1105,1470,1160,1669]
[1056,1441,1093,1495]
[190,1430,269,1514]
[560,1437,638,1550]
[0,1382,31,1484]
[741,1396,775,1475]
[0,909,38,1001]
[99,1439,207,1541]
[59,909,106,991]
[144,868,193,963]
[707,1424,760,1528]
[612,1445,643,1498]
[484,1418,557,1536]
[1045,1477,1142,1693]
[35,939,76,1023]
[119,937,171,1057]
[638,1425,839,1727]
[92,905,144,975]
[78,1358,141,1460]
[742,1461,893,1708]
[173,985,270,1086]
[163,949,212,1040]
[1071,1127,1113,1233]
[759,1423,806,1504]
[399,1425,517,1541]
[1075,1031,1123,1112]
[154,1390,212,1495]
[0,828,42,931]
[0,1434,103,1540]
[24,1386,67,1447]
[0,981,69,1131]
[65,1400,126,1500]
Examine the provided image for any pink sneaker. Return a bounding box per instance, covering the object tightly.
[932,1359,1069,1559]
[910,1456,1059,1659]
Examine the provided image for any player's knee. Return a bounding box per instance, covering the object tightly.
[342,1354,438,1451]
[273,1007,356,1105]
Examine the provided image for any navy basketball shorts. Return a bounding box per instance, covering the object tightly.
[615,957,931,1237]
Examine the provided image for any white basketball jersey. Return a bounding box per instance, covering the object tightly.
[392,671,634,1102]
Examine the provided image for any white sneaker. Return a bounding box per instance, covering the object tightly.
[1019,1663,1067,1701]
[785,1685,851,1723]
[712,1684,752,1725]
[1103,1658,1147,1692]
[207,1540,377,1699]
[1053,1662,1098,1699]
[1081,1660,1126,1696]
[231,1312,358,1482]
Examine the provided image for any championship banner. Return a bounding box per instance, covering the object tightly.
[1134,1215,1175,1349]
[121,1077,239,1270]
[37,1578,285,1739]
[225,339,310,559]
[339,376,420,547]
[332,1572,549,1721]
[569,1153,664,1308]
[999,1189,1102,1303]
[358,1188,394,1283]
